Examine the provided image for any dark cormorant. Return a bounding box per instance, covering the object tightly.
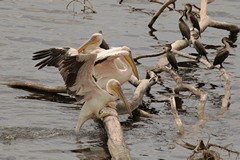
[164,44,178,71]
[192,32,209,62]
[213,37,233,68]
[184,3,201,37]
[177,10,191,40]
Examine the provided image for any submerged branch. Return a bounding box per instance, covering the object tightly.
[1,81,66,93]
[151,66,208,133]
[134,51,165,64]
[148,0,176,30]
[169,96,184,135]
[66,0,96,13]
[219,68,231,114]
[149,0,175,10]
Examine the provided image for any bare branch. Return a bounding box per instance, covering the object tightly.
[116,71,158,115]
[101,108,131,160]
[1,81,66,93]
[134,51,165,64]
[208,20,240,33]
[148,0,176,30]
[149,0,175,10]
[66,0,96,13]
[219,68,231,114]
[169,96,184,135]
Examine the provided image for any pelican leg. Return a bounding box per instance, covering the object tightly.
[75,106,93,134]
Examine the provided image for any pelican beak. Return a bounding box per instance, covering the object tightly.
[123,53,139,80]
[78,37,98,53]
[111,84,133,117]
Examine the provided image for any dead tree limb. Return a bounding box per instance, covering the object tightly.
[1,81,66,93]
[149,0,175,10]
[208,20,240,34]
[101,108,131,160]
[116,70,158,116]
[148,0,176,30]
[219,68,231,114]
[151,66,208,134]
[66,0,96,13]
[169,96,184,135]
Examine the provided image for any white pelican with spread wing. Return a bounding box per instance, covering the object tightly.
[33,32,139,86]
[93,46,139,89]
[80,33,139,84]
[33,49,133,134]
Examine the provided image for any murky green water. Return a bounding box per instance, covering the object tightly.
[0,0,239,159]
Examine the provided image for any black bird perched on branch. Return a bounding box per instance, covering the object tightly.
[184,3,201,37]
[177,10,191,41]
[212,37,233,68]
[192,32,210,62]
[164,44,178,71]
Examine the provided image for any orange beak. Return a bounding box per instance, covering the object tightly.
[111,84,133,117]
[123,53,139,80]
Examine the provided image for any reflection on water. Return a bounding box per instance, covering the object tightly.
[0,0,240,159]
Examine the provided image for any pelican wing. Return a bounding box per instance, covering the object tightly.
[95,47,129,65]
[59,53,101,100]
[33,47,78,69]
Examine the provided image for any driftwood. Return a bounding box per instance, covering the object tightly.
[148,0,176,30]
[1,81,66,93]
[66,0,96,13]
[177,139,240,160]
[151,66,208,135]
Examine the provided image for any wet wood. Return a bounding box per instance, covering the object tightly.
[148,0,176,30]
[101,108,131,160]
[219,68,231,114]
[151,66,208,134]
[208,20,240,33]
[116,71,158,115]
[1,81,66,93]
[177,139,240,160]
[169,96,184,135]
[66,0,96,13]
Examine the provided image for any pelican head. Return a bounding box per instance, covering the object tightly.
[222,37,234,47]
[107,79,132,117]
[78,33,103,53]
